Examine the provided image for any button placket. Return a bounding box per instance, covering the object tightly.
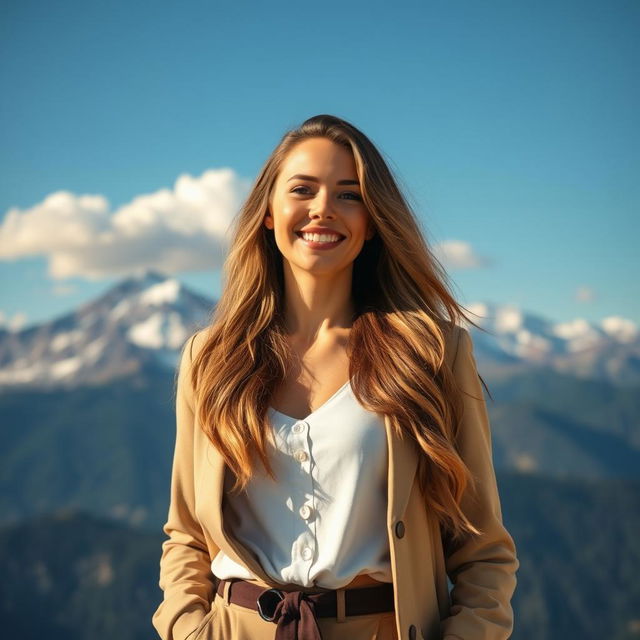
[306,419,319,578]
[287,419,311,559]
[290,419,315,583]
[289,420,310,467]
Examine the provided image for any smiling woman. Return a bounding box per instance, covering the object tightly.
[152,114,519,640]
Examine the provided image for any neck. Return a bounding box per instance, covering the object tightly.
[281,263,354,344]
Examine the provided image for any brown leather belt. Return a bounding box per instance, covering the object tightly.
[216,578,395,640]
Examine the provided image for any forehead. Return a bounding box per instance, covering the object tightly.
[279,137,356,176]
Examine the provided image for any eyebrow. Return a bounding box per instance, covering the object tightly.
[286,174,360,186]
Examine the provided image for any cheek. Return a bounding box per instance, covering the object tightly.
[352,210,372,236]
[275,202,303,234]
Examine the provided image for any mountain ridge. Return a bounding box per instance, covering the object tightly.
[0,270,638,389]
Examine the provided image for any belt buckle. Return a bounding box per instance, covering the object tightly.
[257,588,285,622]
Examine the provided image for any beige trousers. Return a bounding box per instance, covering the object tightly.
[189,577,399,640]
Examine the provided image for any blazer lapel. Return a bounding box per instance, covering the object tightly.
[384,414,419,524]
[199,441,277,584]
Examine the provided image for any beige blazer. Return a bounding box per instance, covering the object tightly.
[152,324,519,640]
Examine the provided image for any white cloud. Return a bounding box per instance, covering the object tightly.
[0,168,252,280]
[433,240,491,269]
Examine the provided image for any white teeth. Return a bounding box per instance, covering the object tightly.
[300,232,342,243]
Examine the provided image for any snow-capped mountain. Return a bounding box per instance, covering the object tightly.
[0,276,638,390]
[0,269,215,389]
[462,302,640,386]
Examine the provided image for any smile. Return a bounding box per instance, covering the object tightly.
[295,231,345,249]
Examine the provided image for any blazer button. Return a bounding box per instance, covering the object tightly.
[408,624,416,640]
[395,520,405,538]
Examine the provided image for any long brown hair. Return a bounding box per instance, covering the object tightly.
[191,114,486,545]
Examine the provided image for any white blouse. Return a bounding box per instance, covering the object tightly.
[210,379,392,589]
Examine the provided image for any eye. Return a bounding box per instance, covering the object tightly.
[290,186,362,201]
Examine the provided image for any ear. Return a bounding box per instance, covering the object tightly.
[264,210,274,230]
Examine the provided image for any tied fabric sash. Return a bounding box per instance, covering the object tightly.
[215,577,395,639]
[271,590,323,640]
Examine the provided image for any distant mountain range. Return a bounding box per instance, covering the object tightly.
[464,301,639,388]
[0,268,638,389]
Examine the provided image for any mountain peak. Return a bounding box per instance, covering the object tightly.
[0,272,216,390]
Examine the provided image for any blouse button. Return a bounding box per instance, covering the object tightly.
[408,624,417,640]
[301,546,313,561]
[395,520,405,538]
[299,504,313,519]
[292,423,304,433]
[294,450,309,463]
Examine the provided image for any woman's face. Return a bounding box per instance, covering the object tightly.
[265,137,375,277]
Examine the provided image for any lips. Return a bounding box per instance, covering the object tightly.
[295,230,346,239]
[295,231,346,249]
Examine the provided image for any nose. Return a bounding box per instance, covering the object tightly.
[308,189,336,219]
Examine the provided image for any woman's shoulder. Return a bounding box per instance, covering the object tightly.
[186,326,212,361]
[176,326,213,406]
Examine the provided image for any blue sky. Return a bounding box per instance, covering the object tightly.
[1,0,638,331]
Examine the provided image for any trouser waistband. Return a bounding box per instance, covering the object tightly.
[216,577,395,640]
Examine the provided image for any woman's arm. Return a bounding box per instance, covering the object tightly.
[152,333,217,640]
[440,327,519,640]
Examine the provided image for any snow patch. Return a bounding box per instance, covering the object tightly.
[50,330,84,352]
[513,329,553,358]
[553,318,594,340]
[128,313,166,349]
[495,306,523,333]
[139,279,181,307]
[51,356,83,379]
[84,336,107,361]
[601,316,638,343]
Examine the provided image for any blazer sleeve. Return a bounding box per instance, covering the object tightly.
[152,333,217,640]
[440,327,519,640]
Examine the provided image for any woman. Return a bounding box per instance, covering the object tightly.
[152,114,519,640]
